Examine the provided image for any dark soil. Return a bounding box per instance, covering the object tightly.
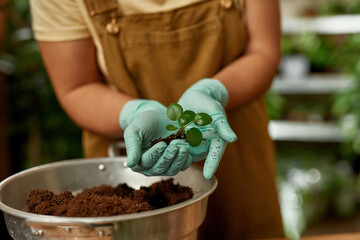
[26,179,193,217]
[151,134,186,146]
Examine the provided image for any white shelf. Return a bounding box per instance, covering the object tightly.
[269,120,344,142]
[282,15,360,34]
[271,74,355,95]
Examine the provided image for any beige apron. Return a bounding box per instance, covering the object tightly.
[82,0,284,238]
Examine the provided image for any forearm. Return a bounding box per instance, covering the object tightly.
[59,81,133,138]
[214,0,281,110]
[214,50,280,109]
[38,39,134,138]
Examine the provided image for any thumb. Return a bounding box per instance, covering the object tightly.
[123,127,143,168]
[140,142,167,168]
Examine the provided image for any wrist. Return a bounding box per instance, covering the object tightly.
[119,99,162,130]
[188,78,229,107]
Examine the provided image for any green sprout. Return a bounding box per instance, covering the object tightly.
[165,103,212,146]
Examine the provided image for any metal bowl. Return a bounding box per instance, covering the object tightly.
[0,157,217,240]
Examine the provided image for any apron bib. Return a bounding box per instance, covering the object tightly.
[82,0,284,238]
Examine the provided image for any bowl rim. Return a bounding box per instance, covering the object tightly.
[0,157,217,224]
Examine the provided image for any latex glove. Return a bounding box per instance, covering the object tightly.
[120,100,192,176]
[131,139,192,176]
[178,78,237,179]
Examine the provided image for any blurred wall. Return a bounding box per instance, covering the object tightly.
[0,1,12,239]
[0,0,11,182]
[281,0,349,17]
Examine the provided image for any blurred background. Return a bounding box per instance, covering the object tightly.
[1,0,360,239]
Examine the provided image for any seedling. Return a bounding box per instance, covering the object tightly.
[151,103,212,147]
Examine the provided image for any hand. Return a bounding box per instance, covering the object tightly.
[131,139,192,176]
[119,100,192,176]
[178,78,237,179]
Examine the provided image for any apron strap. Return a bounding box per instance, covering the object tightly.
[81,0,131,158]
[234,0,244,15]
[241,0,245,11]
[239,0,244,9]
[82,0,141,98]
[221,0,244,16]
[84,0,118,17]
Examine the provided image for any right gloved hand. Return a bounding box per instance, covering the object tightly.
[119,100,192,176]
[178,78,237,179]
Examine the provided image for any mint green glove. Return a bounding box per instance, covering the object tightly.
[131,139,192,176]
[178,78,237,179]
[120,100,192,176]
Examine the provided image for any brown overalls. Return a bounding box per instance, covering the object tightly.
[82,0,284,238]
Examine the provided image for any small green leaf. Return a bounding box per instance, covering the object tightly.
[167,103,183,121]
[194,113,212,126]
[166,125,178,131]
[186,127,202,146]
[178,110,196,126]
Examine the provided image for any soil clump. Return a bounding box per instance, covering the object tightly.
[26,179,193,217]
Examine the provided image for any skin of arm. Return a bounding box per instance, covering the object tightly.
[213,0,281,110]
[38,39,134,138]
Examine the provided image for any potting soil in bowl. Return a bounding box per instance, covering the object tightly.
[26,178,193,217]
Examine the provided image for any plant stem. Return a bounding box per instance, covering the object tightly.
[176,127,185,138]
[183,121,194,129]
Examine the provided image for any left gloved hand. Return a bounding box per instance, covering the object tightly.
[178,78,237,179]
[120,100,192,176]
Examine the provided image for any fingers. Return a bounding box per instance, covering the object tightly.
[140,142,167,168]
[212,115,237,143]
[143,144,179,176]
[166,139,192,173]
[123,128,143,168]
[181,155,192,171]
[164,146,190,175]
[203,135,227,179]
[131,140,192,176]
[130,142,167,172]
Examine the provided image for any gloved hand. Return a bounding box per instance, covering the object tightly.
[178,78,237,179]
[120,100,192,176]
